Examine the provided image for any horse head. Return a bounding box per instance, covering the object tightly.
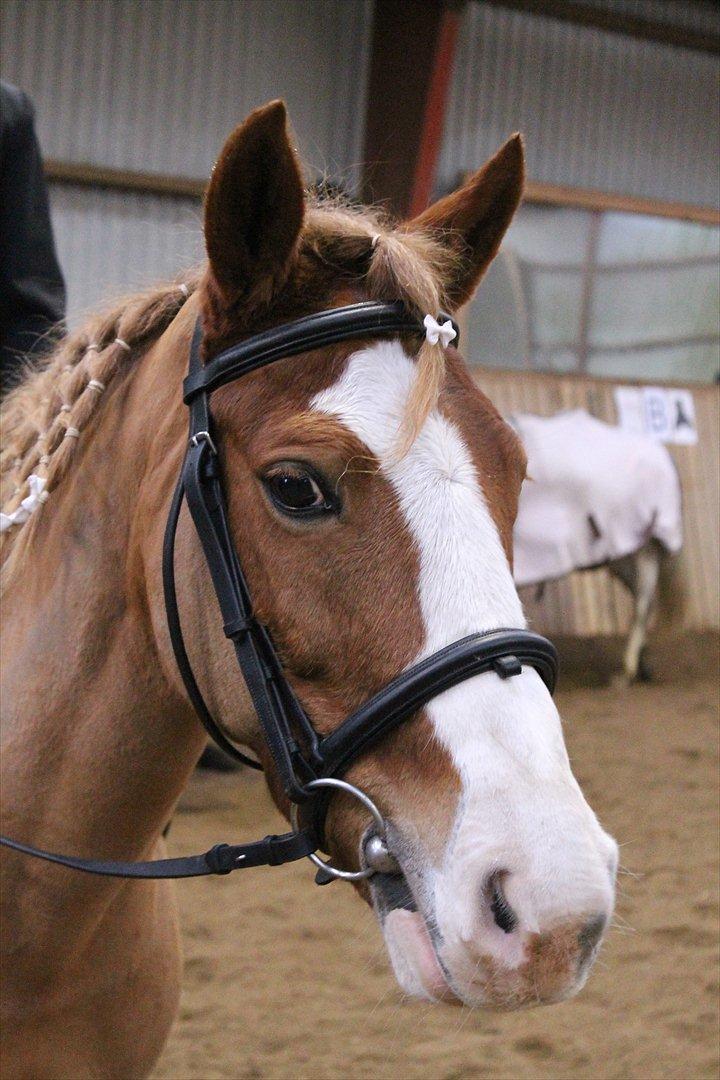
[151,101,617,1009]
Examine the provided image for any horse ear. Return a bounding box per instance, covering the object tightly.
[408,134,525,309]
[204,100,305,305]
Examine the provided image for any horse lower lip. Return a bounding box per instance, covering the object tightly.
[372,872,459,1003]
[384,909,458,1002]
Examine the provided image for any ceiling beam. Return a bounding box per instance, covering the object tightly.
[478,0,720,56]
[46,158,205,199]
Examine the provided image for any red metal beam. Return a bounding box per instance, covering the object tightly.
[409,5,462,216]
[362,0,463,218]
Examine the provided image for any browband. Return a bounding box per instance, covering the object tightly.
[183,301,431,402]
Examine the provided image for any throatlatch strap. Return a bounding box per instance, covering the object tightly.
[161,318,260,768]
[162,474,262,769]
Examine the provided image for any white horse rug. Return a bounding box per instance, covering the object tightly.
[511,409,683,587]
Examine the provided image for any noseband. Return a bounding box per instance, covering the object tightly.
[0,301,557,882]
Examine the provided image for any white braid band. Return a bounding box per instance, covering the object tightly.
[64,427,80,439]
[423,314,457,349]
[114,338,131,353]
[60,404,71,413]
[86,343,100,352]
[0,474,48,533]
[87,379,105,393]
[178,282,189,297]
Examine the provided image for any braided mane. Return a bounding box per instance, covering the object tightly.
[0,274,202,561]
[1,198,458,574]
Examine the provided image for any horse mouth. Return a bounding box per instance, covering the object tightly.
[370,869,459,1004]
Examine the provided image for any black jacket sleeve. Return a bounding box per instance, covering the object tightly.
[0,82,66,389]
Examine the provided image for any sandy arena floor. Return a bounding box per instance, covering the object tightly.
[153,645,719,1080]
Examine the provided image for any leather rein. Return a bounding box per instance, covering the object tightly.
[0,301,558,882]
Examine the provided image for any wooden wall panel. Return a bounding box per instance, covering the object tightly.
[474,368,720,635]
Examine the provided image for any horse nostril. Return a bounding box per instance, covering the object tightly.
[578,914,607,961]
[488,873,517,934]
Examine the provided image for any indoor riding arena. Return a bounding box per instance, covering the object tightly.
[1,3,718,1080]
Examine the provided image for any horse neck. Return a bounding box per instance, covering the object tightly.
[1,305,205,864]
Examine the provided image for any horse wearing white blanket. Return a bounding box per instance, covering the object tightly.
[512,409,683,682]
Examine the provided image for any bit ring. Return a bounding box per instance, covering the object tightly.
[290,777,387,881]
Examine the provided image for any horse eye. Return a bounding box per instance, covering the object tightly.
[264,468,334,515]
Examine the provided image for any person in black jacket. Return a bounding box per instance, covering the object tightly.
[0,82,66,394]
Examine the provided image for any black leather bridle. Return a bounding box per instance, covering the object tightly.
[0,301,557,881]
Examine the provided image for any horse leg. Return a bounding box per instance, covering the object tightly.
[620,545,661,684]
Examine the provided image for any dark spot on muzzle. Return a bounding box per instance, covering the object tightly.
[373,871,417,914]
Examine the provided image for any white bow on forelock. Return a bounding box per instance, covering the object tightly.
[0,474,48,533]
[423,314,457,349]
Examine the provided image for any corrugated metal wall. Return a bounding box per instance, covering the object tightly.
[48,186,204,324]
[1,0,373,325]
[439,3,720,209]
[1,0,372,181]
[475,370,720,635]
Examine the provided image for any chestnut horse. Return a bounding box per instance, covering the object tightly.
[0,102,617,1078]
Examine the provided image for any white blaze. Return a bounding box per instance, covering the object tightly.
[312,341,614,959]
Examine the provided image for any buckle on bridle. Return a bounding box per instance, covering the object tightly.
[222,615,255,640]
[189,430,217,455]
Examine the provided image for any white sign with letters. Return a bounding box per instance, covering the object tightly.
[613,386,698,445]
